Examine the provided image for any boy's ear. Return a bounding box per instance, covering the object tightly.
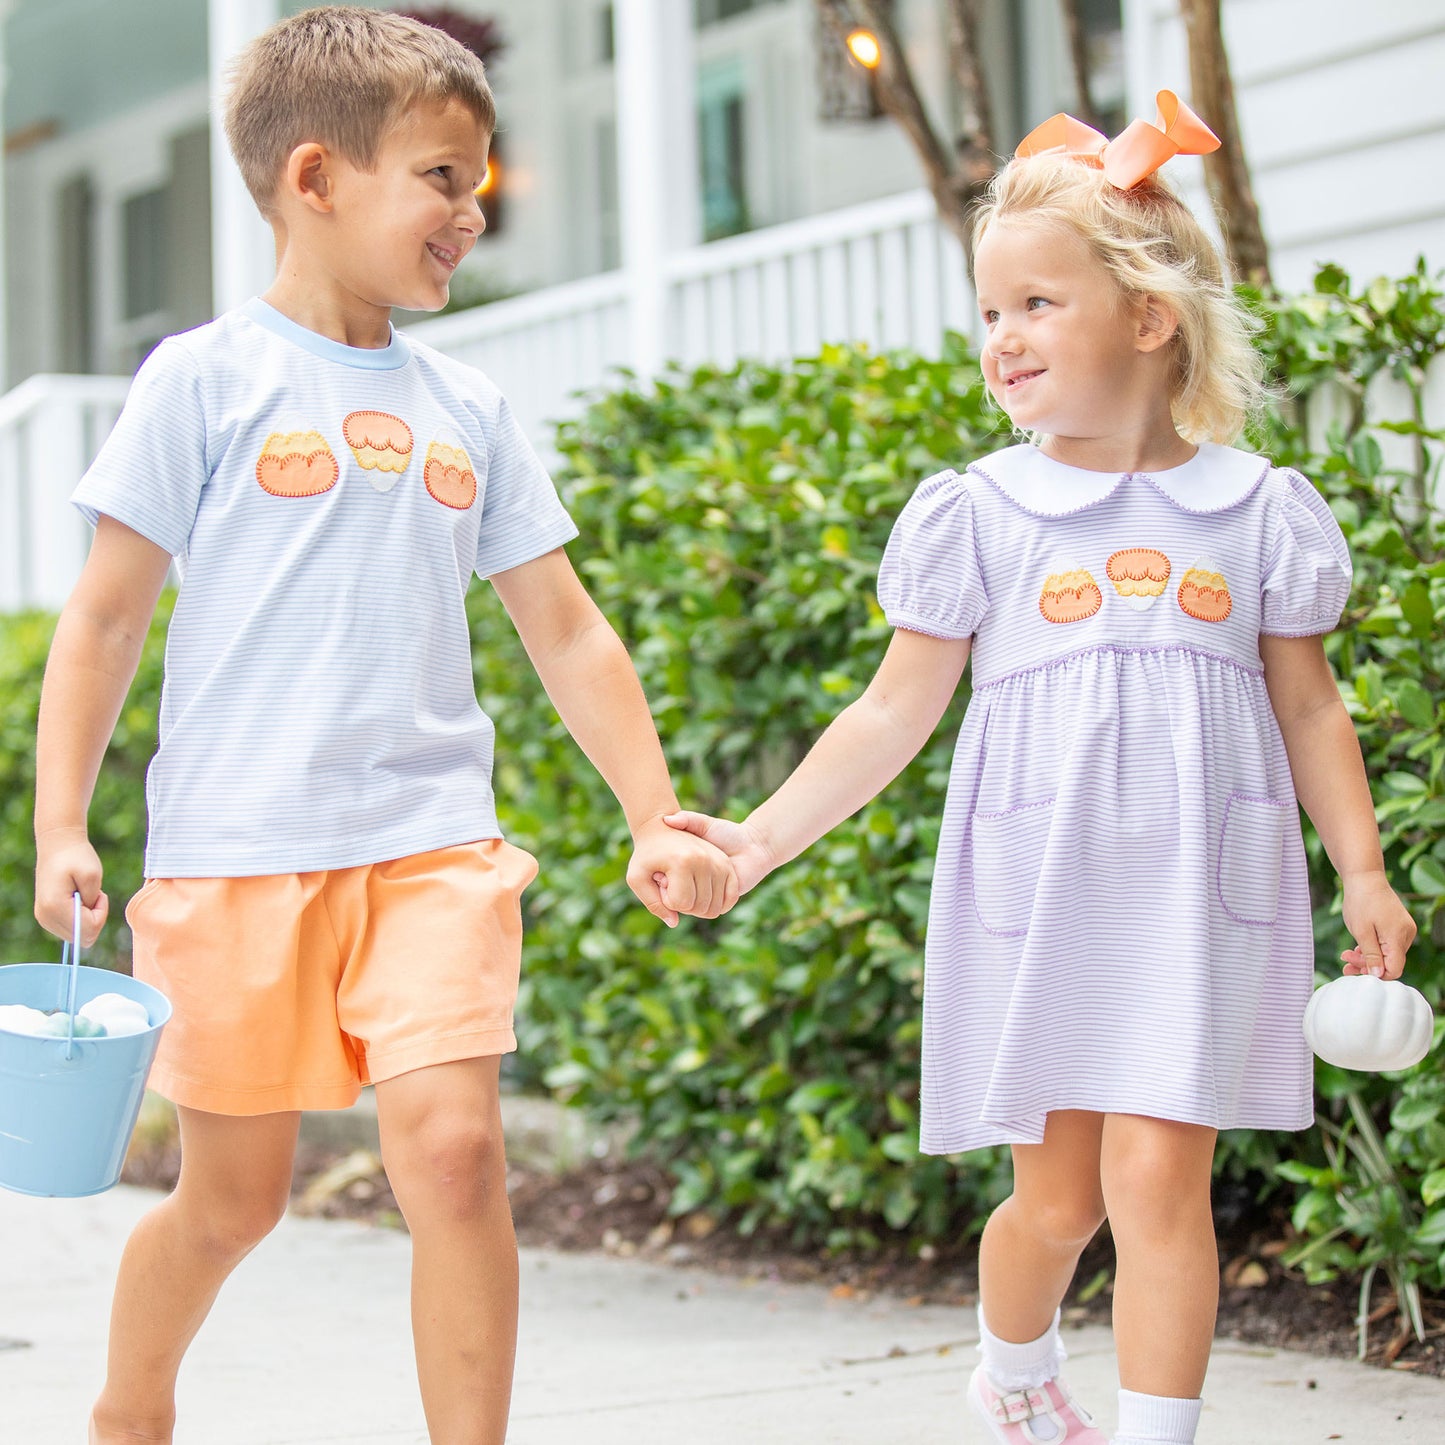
[1136,294,1180,353]
[282,142,335,214]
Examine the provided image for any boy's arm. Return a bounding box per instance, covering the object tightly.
[1260,633,1417,978]
[489,548,737,925]
[34,517,173,945]
[667,627,972,894]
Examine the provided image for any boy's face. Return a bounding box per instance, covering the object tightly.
[326,98,491,315]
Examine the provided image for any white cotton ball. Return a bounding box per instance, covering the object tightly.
[79,993,151,1037]
[0,1004,53,1036]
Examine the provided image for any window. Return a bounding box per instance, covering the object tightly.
[121,187,167,322]
[695,0,783,27]
[698,58,749,240]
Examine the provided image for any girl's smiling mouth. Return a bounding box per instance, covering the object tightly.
[427,242,462,270]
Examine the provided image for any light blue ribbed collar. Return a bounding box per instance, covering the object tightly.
[241,297,412,370]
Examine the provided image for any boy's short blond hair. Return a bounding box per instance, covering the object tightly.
[225,5,497,217]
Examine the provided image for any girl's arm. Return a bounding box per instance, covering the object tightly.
[490,547,738,925]
[34,517,173,945]
[1260,633,1417,978]
[666,627,973,894]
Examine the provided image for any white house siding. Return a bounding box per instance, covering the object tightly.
[1127,0,1445,292]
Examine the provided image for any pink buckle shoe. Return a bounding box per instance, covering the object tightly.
[967,1366,1108,1443]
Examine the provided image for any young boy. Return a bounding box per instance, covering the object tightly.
[31,9,734,1442]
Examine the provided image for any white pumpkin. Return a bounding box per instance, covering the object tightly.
[1303,976,1436,1072]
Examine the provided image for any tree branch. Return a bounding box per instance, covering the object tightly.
[1178,0,1272,287]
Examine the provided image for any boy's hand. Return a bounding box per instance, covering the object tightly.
[34,827,109,948]
[663,811,774,898]
[627,816,740,926]
[1339,870,1417,979]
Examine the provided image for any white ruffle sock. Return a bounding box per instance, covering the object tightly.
[1112,1388,1202,1444]
[977,1304,1067,1389]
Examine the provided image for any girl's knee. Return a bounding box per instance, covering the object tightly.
[1010,1190,1107,1249]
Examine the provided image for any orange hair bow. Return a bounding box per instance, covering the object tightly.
[1015,90,1220,190]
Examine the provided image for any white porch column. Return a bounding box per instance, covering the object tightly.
[613,0,699,379]
[208,0,281,314]
[0,0,16,392]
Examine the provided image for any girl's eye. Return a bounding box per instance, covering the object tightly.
[1027,296,1050,310]
[982,310,998,326]
[429,166,450,180]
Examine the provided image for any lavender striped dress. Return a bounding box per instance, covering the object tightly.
[877,443,1352,1154]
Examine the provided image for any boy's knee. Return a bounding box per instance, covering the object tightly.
[177,1179,289,1260]
[387,1114,506,1222]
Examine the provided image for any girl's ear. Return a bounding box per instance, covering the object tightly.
[282,142,335,214]
[1136,295,1180,354]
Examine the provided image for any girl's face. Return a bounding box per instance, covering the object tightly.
[974,218,1171,454]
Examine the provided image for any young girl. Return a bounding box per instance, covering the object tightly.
[664,96,1417,1444]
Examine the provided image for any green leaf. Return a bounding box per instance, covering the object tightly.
[1394,677,1436,727]
[1400,581,1435,641]
[1411,856,1445,898]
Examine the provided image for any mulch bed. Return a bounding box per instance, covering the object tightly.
[122,1139,1445,1379]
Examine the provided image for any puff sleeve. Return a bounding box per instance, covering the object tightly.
[1260,470,1353,636]
[877,470,989,639]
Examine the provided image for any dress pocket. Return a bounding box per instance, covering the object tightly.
[1217,792,1289,926]
[971,798,1055,936]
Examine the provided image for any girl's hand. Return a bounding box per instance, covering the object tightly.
[627,816,740,927]
[34,827,109,947]
[1339,870,1417,979]
[663,811,775,898]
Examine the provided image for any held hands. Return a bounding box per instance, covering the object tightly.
[627,815,741,928]
[33,827,109,948]
[662,810,775,902]
[1339,870,1417,979]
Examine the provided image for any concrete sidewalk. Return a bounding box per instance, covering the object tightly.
[2,1183,1442,1444]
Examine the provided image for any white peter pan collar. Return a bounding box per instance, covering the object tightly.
[969,442,1270,517]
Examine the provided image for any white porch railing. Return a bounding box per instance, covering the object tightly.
[408,188,978,446]
[0,374,132,612]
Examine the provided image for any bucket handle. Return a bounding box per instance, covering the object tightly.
[59,891,83,1060]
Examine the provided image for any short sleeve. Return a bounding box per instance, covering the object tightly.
[1260,470,1353,636]
[472,394,579,579]
[877,470,989,639]
[71,339,209,557]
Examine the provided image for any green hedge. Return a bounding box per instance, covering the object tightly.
[0,265,1440,1298]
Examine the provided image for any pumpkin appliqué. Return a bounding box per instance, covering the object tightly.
[1106,547,1170,611]
[1039,567,1102,624]
[255,430,340,498]
[1177,565,1232,623]
[424,439,478,510]
[343,410,414,491]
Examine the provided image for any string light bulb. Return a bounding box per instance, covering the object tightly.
[846,27,882,69]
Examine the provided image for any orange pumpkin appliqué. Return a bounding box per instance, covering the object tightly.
[1039,568,1103,624]
[342,410,414,473]
[1177,566,1232,622]
[255,430,340,498]
[424,440,478,510]
[1105,547,1170,607]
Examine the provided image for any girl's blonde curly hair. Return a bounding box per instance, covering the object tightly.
[972,154,1268,445]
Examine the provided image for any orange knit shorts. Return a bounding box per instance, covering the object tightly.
[125,839,539,1115]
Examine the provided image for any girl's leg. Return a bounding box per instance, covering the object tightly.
[1100,1114,1218,1430]
[978,1109,1107,1344]
[90,1107,300,1444]
[374,1055,516,1445]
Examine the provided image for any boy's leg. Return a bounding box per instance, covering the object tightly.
[374,1055,516,1445]
[91,1107,299,1444]
[978,1110,1108,1343]
[1100,1114,1218,1400]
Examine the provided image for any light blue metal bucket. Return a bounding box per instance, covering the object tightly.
[0,895,171,1198]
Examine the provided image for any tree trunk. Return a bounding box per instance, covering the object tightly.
[815,0,994,253]
[1058,0,1103,131]
[1177,0,1272,287]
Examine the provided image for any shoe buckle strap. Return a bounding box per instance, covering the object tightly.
[992,1386,1051,1424]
